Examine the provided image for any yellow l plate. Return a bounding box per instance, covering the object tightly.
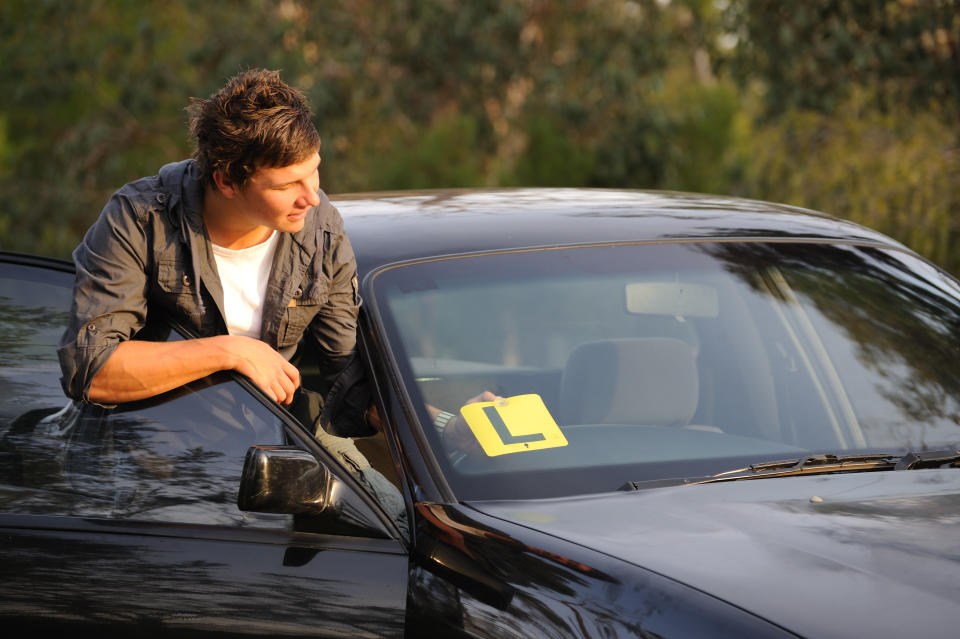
[459,394,568,457]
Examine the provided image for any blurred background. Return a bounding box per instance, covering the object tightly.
[1,0,958,272]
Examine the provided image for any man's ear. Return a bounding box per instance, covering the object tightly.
[212,170,239,198]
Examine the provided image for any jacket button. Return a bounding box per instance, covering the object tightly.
[86,323,97,333]
[183,274,192,287]
[293,288,303,299]
[156,193,167,203]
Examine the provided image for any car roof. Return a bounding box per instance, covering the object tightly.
[331,188,906,276]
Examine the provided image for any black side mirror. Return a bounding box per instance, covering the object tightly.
[238,445,330,515]
[238,445,392,538]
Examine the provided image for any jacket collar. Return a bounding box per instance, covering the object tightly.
[157,159,206,240]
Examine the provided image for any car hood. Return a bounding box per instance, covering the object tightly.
[471,469,960,637]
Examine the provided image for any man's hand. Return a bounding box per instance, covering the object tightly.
[443,390,501,455]
[227,335,300,404]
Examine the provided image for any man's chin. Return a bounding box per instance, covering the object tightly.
[282,213,307,232]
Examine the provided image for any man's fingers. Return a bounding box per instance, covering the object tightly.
[229,336,301,404]
[465,390,499,405]
[277,372,298,404]
[283,360,301,386]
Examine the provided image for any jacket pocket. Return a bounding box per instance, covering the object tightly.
[279,280,328,348]
[156,259,199,317]
[157,260,194,294]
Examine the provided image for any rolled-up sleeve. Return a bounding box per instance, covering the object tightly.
[58,193,150,402]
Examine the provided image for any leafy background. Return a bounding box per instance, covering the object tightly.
[2,0,958,273]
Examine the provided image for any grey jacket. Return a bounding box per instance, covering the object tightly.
[58,159,361,411]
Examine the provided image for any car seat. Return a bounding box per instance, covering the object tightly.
[559,337,712,430]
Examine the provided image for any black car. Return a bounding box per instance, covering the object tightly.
[2,189,960,637]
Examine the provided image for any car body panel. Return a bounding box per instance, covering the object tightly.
[333,188,906,276]
[0,515,407,637]
[472,470,960,637]
[408,502,794,638]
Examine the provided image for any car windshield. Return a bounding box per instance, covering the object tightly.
[371,241,960,501]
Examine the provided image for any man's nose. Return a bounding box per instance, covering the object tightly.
[301,187,321,208]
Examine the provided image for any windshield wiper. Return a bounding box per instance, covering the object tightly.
[692,449,960,485]
[893,448,960,470]
[618,449,960,491]
[693,453,899,484]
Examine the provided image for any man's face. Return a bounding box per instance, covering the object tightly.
[230,152,322,234]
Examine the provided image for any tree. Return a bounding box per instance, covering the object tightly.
[727,0,960,117]
[0,0,293,256]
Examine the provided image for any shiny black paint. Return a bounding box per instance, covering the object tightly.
[407,502,794,638]
[238,444,393,538]
[0,515,407,637]
[472,470,960,638]
[239,446,333,516]
[333,189,903,277]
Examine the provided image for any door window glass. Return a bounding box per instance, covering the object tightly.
[0,262,288,528]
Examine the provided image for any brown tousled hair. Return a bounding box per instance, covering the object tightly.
[188,69,320,188]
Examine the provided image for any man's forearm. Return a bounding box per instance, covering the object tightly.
[87,334,301,405]
[87,336,240,403]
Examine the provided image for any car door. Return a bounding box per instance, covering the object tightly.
[0,254,409,637]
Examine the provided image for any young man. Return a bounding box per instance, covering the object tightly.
[58,69,366,432]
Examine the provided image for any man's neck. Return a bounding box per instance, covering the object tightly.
[202,184,273,249]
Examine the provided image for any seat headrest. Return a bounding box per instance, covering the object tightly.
[560,337,698,426]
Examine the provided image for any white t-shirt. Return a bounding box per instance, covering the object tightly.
[211,231,280,338]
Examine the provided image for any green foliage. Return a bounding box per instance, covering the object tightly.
[734,91,960,273]
[718,0,960,275]
[728,0,960,117]
[304,0,686,193]
[508,116,594,187]
[369,114,486,190]
[0,0,294,256]
[574,70,743,195]
[1,0,959,280]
